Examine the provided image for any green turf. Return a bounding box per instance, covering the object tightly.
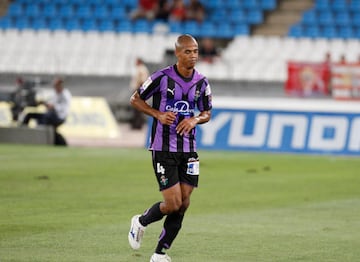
[0,145,359,262]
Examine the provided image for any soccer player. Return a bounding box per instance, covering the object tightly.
[128,34,212,262]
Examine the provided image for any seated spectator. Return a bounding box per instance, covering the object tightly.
[169,0,187,22]
[186,0,205,23]
[22,78,72,145]
[130,0,158,20]
[155,0,171,21]
[199,38,220,63]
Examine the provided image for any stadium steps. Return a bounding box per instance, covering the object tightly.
[252,0,313,36]
[0,0,10,17]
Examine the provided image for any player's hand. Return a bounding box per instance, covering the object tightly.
[158,111,177,125]
[176,117,198,136]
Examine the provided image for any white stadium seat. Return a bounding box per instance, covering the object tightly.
[0,30,359,80]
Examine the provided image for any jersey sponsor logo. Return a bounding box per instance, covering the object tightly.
[165,100,194,116]
[197,109,360,155]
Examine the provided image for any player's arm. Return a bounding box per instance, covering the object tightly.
[130,92,176,125]
[176,110,211,135]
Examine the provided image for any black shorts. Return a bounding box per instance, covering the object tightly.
[151,151,200,191]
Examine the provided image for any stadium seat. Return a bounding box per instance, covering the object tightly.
[31,18,48,30]
[42,4,58,19]
[302,9,318,26]
[334,11,351,26]
[261,0,277,11]
[247,10,264,25]
[198,22,217,38]
[318,11,335,26]
[322,26,338,39]
[228,9,247,24]
[8,3,24,17]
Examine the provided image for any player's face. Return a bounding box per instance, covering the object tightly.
[177,41,198,70]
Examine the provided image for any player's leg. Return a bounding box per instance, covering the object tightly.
[154,183,193,255]
[128,151,181,250]
[151,153,198,261]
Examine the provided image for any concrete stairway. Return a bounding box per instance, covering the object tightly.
[253,0,314,37]
[0,0,11,17]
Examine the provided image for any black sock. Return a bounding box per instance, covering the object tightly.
[155,212,184,254]
[139,202,164,227]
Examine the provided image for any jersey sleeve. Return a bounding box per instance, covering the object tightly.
[197,78,212,112]
[138,71,164,101]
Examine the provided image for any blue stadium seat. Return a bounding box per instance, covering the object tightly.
[228,9,246,24]
[132,19,152,33]
[338,27,355,39]
[243,0,260,10]
[198,21,217,38]
[318,11,335,26]
[24,4,41,18]
[58,5,75,19]
[98,19,115,32]
[116,20,132,33]
[75,6,93,19]
[109,6,127,20]
[183,21,200,36]
[332,0,349,12]
[260,0,277,10]
[42,4,58,19]
[0,16,14,29]
[32,18,48,30]
[48,18,64,31]
[352,13,360,26]
[209,9,228,22]
[246,10,263,24]
[304,25,321,38]
[233,24,250,35]
[349,0,360,10]
[223,0,241,9]
[14,17,31,30]
[216,23,234,38]
[314,0,331,11]
[8,3,24,17]
[334,11,351,26]
[64,18,82,31]
[82,18,98,32]
[302,9,318,26]
[321,25,337,38]
[93,5,109,20]
[207,0,223,9]
[288,24,303,38]
[168,21,182,33]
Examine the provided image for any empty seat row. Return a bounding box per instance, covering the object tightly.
[289,24,360,39]
[1,30,359,82]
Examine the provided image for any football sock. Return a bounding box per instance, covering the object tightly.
[139,202,164,226]
[155,212,184,253]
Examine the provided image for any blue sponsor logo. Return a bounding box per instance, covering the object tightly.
[196,109,360,155]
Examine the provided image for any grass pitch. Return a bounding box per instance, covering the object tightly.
[0,144,359,262]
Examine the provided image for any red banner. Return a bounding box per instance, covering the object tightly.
[285,61,331,97]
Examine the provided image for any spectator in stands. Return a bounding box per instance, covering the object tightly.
[129,58,150,129]
[339,54,347,65]
[323,52,332,95]
[22,77,72,145]
[169,0,187,22]
[199,38,220,63]
[186,0,205,23]
[130,0,158,20]
[155,0,171,21]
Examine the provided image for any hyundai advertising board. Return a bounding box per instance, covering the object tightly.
[195,98,360,156]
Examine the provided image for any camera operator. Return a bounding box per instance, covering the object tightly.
[21,77,72,145]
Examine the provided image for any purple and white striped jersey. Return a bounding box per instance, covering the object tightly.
[138,64,212,152]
